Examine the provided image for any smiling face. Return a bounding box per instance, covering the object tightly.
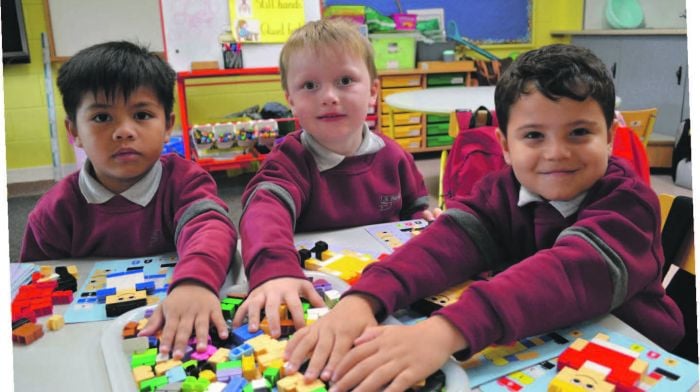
[284,45,378,156]
[497,89,613,201]
[67,86,174,194]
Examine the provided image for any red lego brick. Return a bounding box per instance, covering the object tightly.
[52,290,74,305]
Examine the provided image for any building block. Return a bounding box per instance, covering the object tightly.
[139,374,168,391]
[198,369,217,382]
[222,376,247,392]
[190,344,218,361]
[230,343,254,361]
[51,290,74,304]
[155,359,183,376]
[131,348,158,368]
[11,321,44,345]
[123,337,150,355]
[208,347,231,364]
[166,365,187,383]
[46,314,64,331]
[132,365,155,384]
[232,323,264,345]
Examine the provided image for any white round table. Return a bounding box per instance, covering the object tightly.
[384,85,496,114]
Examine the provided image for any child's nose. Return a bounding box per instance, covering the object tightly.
[112,120,137,140]
[320,86,339,106]
[544,141,571,159]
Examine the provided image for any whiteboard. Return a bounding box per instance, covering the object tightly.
[161,0,322,72]
[45,0,164,59]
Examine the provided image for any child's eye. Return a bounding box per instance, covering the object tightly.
[524,131,543,140]
[134,112,154,121]
[92,113,111,123]
[337,76,353,86]
[302,81,318,90]
[570,127,590,137]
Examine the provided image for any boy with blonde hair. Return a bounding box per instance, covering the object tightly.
[233,18,435,337]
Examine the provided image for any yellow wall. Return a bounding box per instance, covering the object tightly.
[3,0,582,173]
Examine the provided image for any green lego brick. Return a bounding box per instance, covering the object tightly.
[217,360,242,370]
[139,375,168,391]
[131,348,158,368]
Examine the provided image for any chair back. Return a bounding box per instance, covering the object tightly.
[619,108,657,147]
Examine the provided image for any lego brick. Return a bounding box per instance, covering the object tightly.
[46,314,64,331]
[12,321,44,345]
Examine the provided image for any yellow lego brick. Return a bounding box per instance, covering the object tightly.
[207,348,231,364]
[136,318,149,332]
[296,379,326,391]
[154,359,182,376]
[304,258,323,271]
[132,365,154,383]
[40,265,53,277]
[242,354,257,380]
[246,333,274,355]
[66,265,79,279]
[105,289,147,305]
[199,369,217,382]
[46,314,64,331]
[510,371,534,385]
[277,372,305,392]
[320,250,333,260]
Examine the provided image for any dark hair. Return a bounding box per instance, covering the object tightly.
[57,41,176,123]
[495,44,615,134]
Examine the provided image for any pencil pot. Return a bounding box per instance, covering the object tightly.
[214,122,236,149]
[392,13,417,31]
[235,121,257,148]
[255,119,279,148]
[191,124,215,151]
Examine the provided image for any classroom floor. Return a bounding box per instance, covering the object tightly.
[6,152,693,262]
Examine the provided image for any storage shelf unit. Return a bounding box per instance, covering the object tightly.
[377,61,476,153]
[176,67,283,172]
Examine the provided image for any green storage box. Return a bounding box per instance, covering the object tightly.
[370,33,416,70]
[427,122,450,136]
[426,114,451,124]
[427,73,467,87]
[427,134,455,147]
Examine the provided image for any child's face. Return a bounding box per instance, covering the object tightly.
[67,86,174,193]
[497,89,613,201]
[284,45,378,155]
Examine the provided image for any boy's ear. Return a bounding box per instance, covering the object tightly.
[65,118,82,148]
[368,78,379,107]
[164,113,176,141]
[495,127,512,165]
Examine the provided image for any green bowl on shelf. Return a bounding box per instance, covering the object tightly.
[606,0,644,29]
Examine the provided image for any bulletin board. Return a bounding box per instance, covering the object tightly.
[322,0,532,43]
[44,0,164,61]
[161,0,322,72]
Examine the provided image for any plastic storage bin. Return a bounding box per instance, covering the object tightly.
[370,33,416,70]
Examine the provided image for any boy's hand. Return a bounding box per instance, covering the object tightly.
[328,316,467,392]
[421,207,443,222]
[232,277,325,338]
[284,294,379,382]
[138,281,228,359]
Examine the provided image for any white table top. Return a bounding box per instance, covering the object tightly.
[384,85,496,114]
[12,226,694,391]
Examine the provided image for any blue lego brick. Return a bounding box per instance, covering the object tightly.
[77,298,87,304]
[231,324,263,345]
[136,281,156,293]
[222,376,247,392]
[166,365,187,383]
[229,343,254,360]
[144,274,167,280]
[96,287,117,302]
[148,336,159,348]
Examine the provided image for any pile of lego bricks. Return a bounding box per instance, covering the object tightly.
[121,276,448,392]
[11,265,78,345]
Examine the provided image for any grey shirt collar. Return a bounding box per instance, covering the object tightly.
[78,159,162,207]
[300,123,385,172]
[517,186,587,218]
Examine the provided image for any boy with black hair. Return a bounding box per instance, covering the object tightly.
[284,44,684,391]
[20,41,237,360]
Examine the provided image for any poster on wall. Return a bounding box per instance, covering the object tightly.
[229,0,306,43]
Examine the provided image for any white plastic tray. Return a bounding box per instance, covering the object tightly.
[101,271,469,391]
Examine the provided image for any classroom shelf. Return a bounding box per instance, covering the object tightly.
[176,67,285,173]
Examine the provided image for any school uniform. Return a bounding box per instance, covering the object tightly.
[348,156,684,354]
[240,125,430,290]
[20,154,237,293]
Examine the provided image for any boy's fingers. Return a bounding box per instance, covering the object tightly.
[246,298,263,332]
[304,329,335,381]
[264,296,282,338]
[322,332,355,381]
[211,308,229,339]
[139,306,164,336]
[285,293,307,330]
[194,313,210,351]
[171,314,194,359]
[232,301,248,327]
[284,327,315,373]
[302,284,326,308]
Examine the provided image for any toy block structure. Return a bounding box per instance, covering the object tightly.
[298,241,377,284]
[12,321,44,345]
[105,289,148,317]
[550,333,649,392]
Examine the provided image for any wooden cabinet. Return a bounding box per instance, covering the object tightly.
[377,61,476,153]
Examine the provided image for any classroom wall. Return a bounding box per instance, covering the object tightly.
[3,0,583,183]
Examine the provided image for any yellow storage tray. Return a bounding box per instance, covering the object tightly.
[381,74,422,88]
[381,112,422,126]
[381,124,422,139]
[393,136,422,150]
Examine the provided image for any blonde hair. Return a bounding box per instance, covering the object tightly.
[279,18,376,91]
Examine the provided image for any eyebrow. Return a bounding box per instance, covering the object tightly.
[513,119,600,132]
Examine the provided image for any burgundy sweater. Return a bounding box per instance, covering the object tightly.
[20,154,237,293]
[240,131,430,290]
[348,156,684,354]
